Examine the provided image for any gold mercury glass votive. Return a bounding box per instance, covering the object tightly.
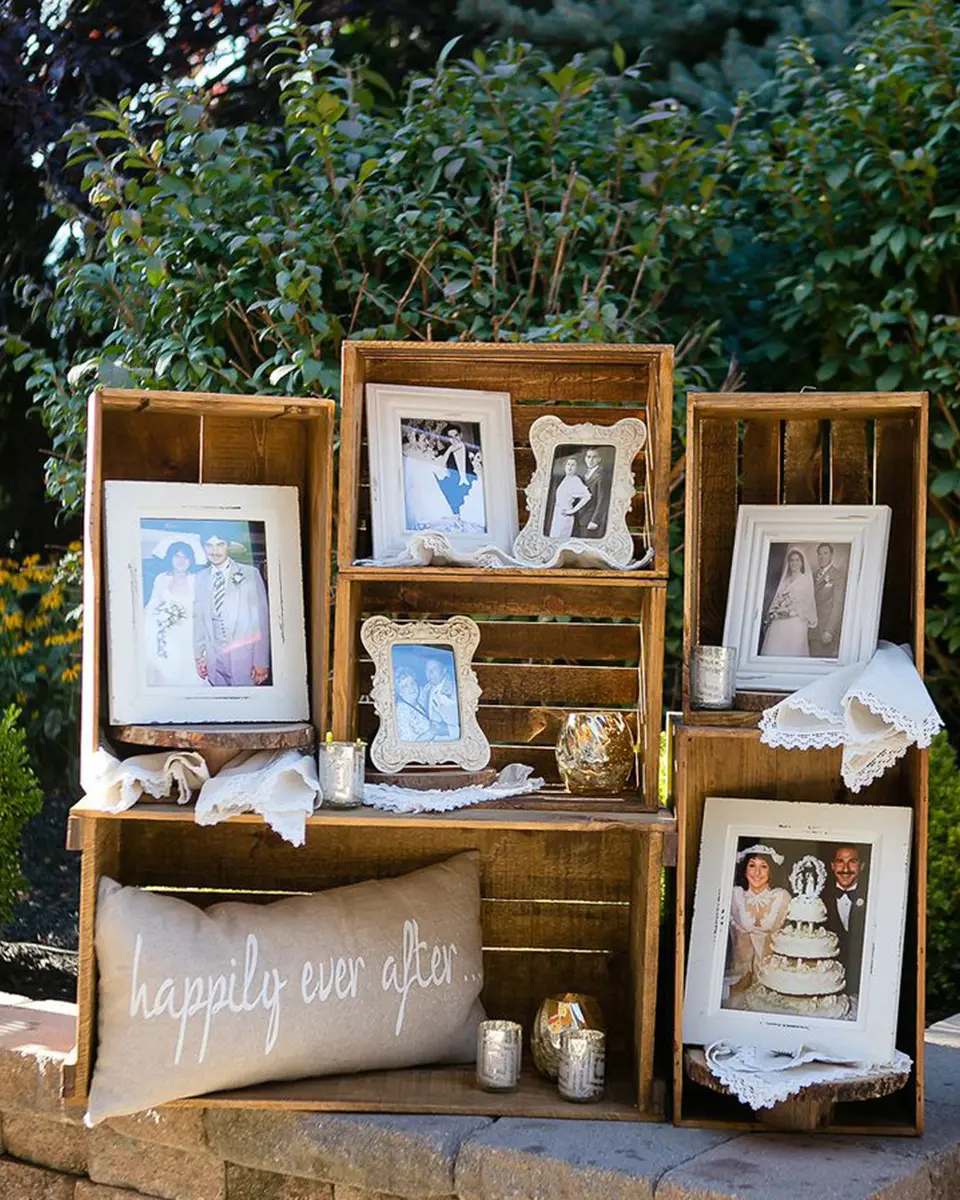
[554,711,636,795]
[558,1028,606,1102]
[316,736,366,810]
[531,992,605,1080]
[476,1020,523,1092]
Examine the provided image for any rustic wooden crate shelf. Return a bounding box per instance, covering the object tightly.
[340,564,660,586]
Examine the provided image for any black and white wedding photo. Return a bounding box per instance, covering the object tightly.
[541,443,615,540]
[757,540,851,659]
[400,418,486,536]
[390,642,461,743]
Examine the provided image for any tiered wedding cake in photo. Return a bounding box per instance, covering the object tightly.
[747,855,851,1019]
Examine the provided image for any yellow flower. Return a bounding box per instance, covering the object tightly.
[3,612,23,632]
[13,640,34,657]
[39,586,64,612]
[23,554,41,567]
[15,692,26,705]
[61,664,81,684]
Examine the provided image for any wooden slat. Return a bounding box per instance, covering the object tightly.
[690,418,738,646]
[116,822,637,902]
[332,576,363,740]
[357,662,638,707]
[359,579,643,618]
[829,418,871,504]
[687,392,926,420]
[358,704,637,748]
[632,831,663,1115]
[875,416,919,649]
[99,387,321,415]
[473,622,640,664]
[782,419,823,503]
[511,405,642,443]
[338,345,368,566]
[100,409,200,482]
[199,416,307,487]
[307,409,335,733]
[740,419,781,504]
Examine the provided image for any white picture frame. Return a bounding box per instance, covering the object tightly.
[365,384,518,559]
[512,415,647,566]
[722,504,891,692]
[360,615,490,773]
[683,796,912,1063]
[103,481,309,725]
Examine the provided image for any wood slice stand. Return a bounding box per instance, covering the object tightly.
[108,723,316,774]
[684,1049,911,1132]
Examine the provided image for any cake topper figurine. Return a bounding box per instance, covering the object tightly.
[789,854,828,898]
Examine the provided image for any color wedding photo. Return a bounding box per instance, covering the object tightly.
[139,517,272,690]
[722,836,871,1022]
[541,443,615,541]
[757,540,851,659]
[390,643,461,743]
[400,417,486,536]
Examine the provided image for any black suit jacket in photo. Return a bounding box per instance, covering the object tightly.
[573,467,610,539]
[823,884,867,993]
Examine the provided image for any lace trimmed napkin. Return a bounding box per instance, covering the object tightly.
[364,763,545,813]
[194,749,320,846]
[357,532,654,572]
[758,641,943,791]
[82,744,209,813]
[704,1041,912,1110]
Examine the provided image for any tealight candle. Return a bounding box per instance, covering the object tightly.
[476,1020,523,1092]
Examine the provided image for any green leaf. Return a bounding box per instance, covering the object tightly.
[437,35,462,68]
[875,366,903,391]
[358,158,379,183]
[269,363,298,386]
[612,43,626,72]
[931,470,960,498]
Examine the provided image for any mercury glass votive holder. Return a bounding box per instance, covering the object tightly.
[558,1028,606,1102]
[554,712,636,795]
[690,645,737,710]
[317,740,366,810]
[476,1020,523,1092]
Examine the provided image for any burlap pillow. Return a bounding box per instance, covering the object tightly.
[87,852,485,1123]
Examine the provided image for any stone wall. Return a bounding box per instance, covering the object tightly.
[0,994,959,1200]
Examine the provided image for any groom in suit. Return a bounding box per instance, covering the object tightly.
[573,447,611,540]
[193,529,271,687]
[808,542,846,657]
[823,845,867,993]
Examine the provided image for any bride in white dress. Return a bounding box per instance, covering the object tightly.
[760,547,818,656]
[144,542,205,687]
[724,844,791,1002]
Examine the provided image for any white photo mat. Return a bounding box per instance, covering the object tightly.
[103,481,309,725]
[683,796,912,1064]
[365,384,518,559]
[722,505,891,692]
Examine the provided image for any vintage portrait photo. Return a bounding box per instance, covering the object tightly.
[722,836,871,1021]
[683,796,912,1061]
[757,541,851,659]
[366,384,517,558]
[360,615,490,773]
[400,418,486,536]
[722,505,891,692]
[104,481,308,725]
[390,643,461,743]
[140,518,271,691]
[541,444,615,541]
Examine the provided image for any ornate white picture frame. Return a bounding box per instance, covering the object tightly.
[365,384,518,560]
[103,481,309,725]
[512,415,647,565]
[683,796,912,1063]
[722,505,891,692]
[360,615,491,773]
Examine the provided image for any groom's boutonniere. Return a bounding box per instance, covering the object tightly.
[856,897,864,908]
[231,568,245,587]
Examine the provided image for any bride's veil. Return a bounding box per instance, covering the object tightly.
[773,544,818,627]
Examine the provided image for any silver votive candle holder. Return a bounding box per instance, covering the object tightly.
[316,736,366,810]
[690,645,737,710]
[557,1028,606,1102]
[476,1020,523,1092]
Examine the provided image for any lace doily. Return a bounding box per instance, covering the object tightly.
[357,532,654,572]
[195,749,320,846]
[82,743,209,812]
[704,1041,913,1110]
[759,642,943,791]
[364,763,544,813]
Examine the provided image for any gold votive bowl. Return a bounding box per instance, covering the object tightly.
[555,711,635,794]
[531,992,605,1080]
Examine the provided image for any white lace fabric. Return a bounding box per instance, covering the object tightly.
[759,642,943,791]
[363,763,544,813]
[83,743,210,812]
[703,1042,913,1110]
[357,532,654,572]
[194,749,320,846]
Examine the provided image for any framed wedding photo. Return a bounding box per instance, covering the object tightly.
[103,481,309,725]
[683,796,912,1063]
[722,504,891,692]
[513,415,647,566]
[365,384,518,559]
[359,615,490,773]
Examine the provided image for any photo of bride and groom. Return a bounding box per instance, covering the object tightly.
[140,518,272,690]
[400,418,486,536]
[389,643,461,743]
[757,541,850,659]
[541,444,615,540]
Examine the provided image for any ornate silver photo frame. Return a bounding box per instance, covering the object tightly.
[360,615,491,773]
[512,415,647,566]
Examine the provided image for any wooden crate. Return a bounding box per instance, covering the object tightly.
[673,725,927,1135]
[81,388,336,767]
[334,341,674,807]
[65,801,673,1119]
[682,391,928,723]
